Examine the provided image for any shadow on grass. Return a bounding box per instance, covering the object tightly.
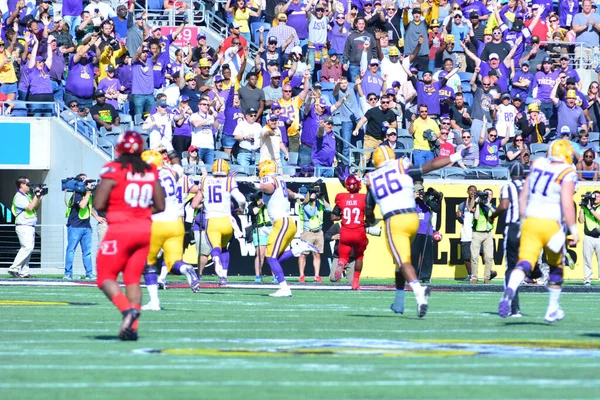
[91,335,120,341]
[581,333,600,338]
[348,314,403,319]
[503,321,552,326]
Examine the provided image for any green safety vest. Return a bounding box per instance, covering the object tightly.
[583,207,600,236]
[256,207,271,225]
[300,201,325,231]
[11,192,35,220]
[65,193,92,219]
[473,207,493,232]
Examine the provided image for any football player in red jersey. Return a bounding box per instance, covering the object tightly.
[331,173,368,290]
[93,131,165,341]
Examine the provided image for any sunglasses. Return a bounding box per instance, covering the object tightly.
[381,101,390,104]
[249,114,257,117]
[283,89,292,92]
[560,76,567,79]
[493,31,502,35]
[585,155,594,159]
[463,136,471,139]
[440,132,448,135]
[368,97,378,101]
[515,139,523,142]
[386,8,394,10]
[419,110,428,113]
[337,16,345,19]
[69,103,79,107]
[325,121,333,125]
[200,103,209,106]
[232,42,240,45]
[442,121,450,125]
[454,15,461,18]
[24,182,31,186]
[489,135,497,138]
[452,7,460,10]
[592,85,599,89]
[482,83,490,86]
[550,19,558,22]
[190,149,198,152]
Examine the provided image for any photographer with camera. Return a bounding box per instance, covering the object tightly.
[7,177,44,278]
[411,183,442,283]
[471,188,497,284]
[63,173,102,280]
[456,185,476,281]
[248,192,273,283]
[578,191,600,286]
[298,181,331,283]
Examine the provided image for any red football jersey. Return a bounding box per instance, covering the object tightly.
[335,192,366,230]
[99,161,159,225]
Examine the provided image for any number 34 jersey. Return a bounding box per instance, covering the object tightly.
[153,164,186,222]
[99,161,159,225]
[525,158,577,223]
[366,159,418,218]
[202,176,247,219]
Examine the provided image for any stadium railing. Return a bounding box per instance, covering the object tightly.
[0,224,68,272]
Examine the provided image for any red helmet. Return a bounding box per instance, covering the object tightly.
[115,131,145,155]
[345,174,361,193]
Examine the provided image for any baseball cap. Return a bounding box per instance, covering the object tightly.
[501,92,511,100]
[47,35,56,43]
[560,54,569,60]
[531,36,540,44]
[414,182,424,191]
[214,74,224,82]
[135,12,143,20]
[268,36,277,44]
[185,72,195,81]
[489,53,499,60]
[188,145,198,152]
[106,64,115,72]
[313,82,322,89]
[324,116,334,124]
[521,60,530,67]
[268,113,279,121]
[566,77,576,85]
[542,56,552,63]
[35,56,45,62]
[512,19,523,30]
[318,97,327,107]
[94,89,106,98]
[271,71,281,78]
[454,10,463,17]
[392,81,401,88]
[386,88,396,96]
[291,45,302,54]
[560,126,571,135]
[469,11,479,19]
[231,21,241,29]
[246,107,258,114]
[271,103,282,110]
[156,99,168,108]
[513,93,523,101]
[386,128,397,136]
[152,25,161,32]
[531,4,540,9]
[267,60,279,66]
[369,58,379,65]
[412,7,421,14]
[179,95,190,102]
[277,13,287,21]
[329,48,338,56]
[196,33,206,40]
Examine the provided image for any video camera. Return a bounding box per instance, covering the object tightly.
[580,192,596,208]
[31,184,48,197]
[419,187,443,213]
[300,179,324,199]
[475,191,489,205]
[61,177,98,194]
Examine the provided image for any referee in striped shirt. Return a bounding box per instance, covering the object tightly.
[491,163,525,317]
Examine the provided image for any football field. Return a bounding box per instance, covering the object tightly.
[1,279,599,400]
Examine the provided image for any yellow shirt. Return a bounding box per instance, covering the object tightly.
[0,51,17,84]
[234,9,251,33]
[98,45,128,82]
[277,96,304,137]
[412,117,440,151]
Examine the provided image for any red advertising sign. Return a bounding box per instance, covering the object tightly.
[160,26,199,48]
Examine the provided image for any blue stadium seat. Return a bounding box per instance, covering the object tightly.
[460,81,472,93]
[463,92,473,107]
[530,143,548,156]
[214,150,230,161]
[589,131,600,145]
[251,22,271,44]
[397,128,411,138]
[316,70,321,82]
[458,72,473,82]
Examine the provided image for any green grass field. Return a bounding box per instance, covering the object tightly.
[1,280,600,400]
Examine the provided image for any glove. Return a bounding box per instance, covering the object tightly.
[335,165,350,186]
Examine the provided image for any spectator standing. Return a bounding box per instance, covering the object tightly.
[516,103,547,144]
[343,17,377,82]
[572,0,600,67]
[313,117,337,177]
[409,104,440,166]
[131,45,155,117]
[63,173,99,280]
[456,130,480,169]
[84,0,116,20]
[97,65,121,110]
[171,95,194,156]
[478,125,510,168]
[333,76,361,166]
[260,113,288,170]
[64,38,97,109]
[268,13,300,55]
[233,108,263,168]
[306,4,329,72]
[510,60,534,100]
[127,10,148,58]
[238,71,265,116]
[190,98,220,166]
[220,22,248,57]
[532,56,559,121]
[62,0,84,37]
[403,8,429,71]
[143,99,177,152]
[328,12,351,56]
[352,91,397,166]
[469,72,499,144]
[0,34,18,105]
[282,0,310,48]
[551,86,588,136]
[277,74,310,154]
[449,92,472,139]
[27,38,54,109]
[578,191,600,286]
[7,177,43,279]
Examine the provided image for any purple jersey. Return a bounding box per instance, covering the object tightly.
[312,130,336,167]
[510,70,534,99]
[416,80,443,115]
[327,21,351,55]
[132,57,154,95]
[479,139,503,167]
[302,104,331,147]
[287,4,309,39]
[223,87,244,136]
[361,71,383,98]
[479,61,510,92]
[172,108,192,137]
[277,116,290,146]
[97,77,122,109]
[559,0,579,28]
[438,85,455,118]
[27,66,52,96]
[532,70,559,102]
[152,58,167,89]
[65,55,95,98]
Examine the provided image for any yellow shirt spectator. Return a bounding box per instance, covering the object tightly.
[411,116,440,151]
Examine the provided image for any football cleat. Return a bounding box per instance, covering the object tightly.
[157,279,167,290]
[498,288,514,318]
[213,256,224,278]
[188,267,201,293]
[416,286,431,318]
[544,307,565,323]
[291,240,319,257]
[118,308,141,341]
[269,288,292,297]
[390,304,404,314]
[351,282,361,291]
[141,302,161,311]
[218,277,227,286]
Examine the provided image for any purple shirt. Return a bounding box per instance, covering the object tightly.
[559,0,580,28]
[532,70,559,102]
[172,108,192,137]
[462,1,489,18]
[223,87,244,136]
[438,85,454,118]
[479,139,503,167]
[62,0,84,17]
[48,50,65,81]
[287,4,309,39]
[327,21,351,55]
[132,57,154,95]
[302,105,331,147]
[65,54,95,98]
[277,116,290,146]
[361,71,383,98]
[116,64,132,94]
[416,80,443,115]
[27,66,52,96]
[18,61,30,93]
[416,200,432,235]
[479,61,510,92]
[152,58,167,89]
[97,77,121,109]
[511,69,534,99]
[312,130,336,166]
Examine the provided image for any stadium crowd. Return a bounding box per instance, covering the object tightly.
[1,0,600,178]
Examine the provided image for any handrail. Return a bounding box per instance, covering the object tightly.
[542,40,596,69]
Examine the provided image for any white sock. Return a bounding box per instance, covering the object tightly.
[279,280,289,290]
[548,287,561,309]
[158,266,168,282]
[507,269,526,293]
[146,284,160,306]
[181,265,193,285]
[408,280,423,300]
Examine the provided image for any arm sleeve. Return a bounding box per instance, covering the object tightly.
[407,166,424,181]
[331,204,341,217]
[324,223,340,241]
